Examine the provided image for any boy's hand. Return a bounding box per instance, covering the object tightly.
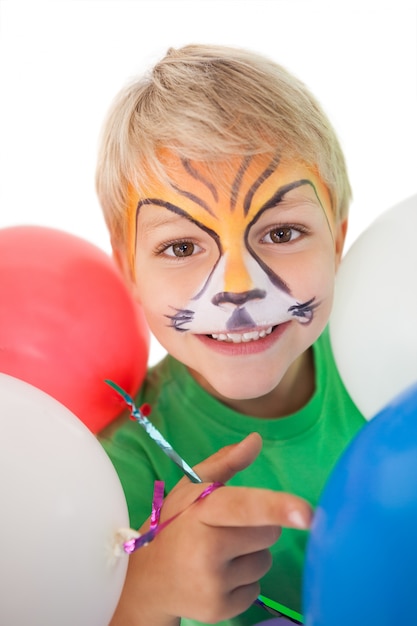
[110,433,312,626]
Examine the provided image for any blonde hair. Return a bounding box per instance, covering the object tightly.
[96,44,351,247]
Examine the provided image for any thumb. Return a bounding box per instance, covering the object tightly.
[193,432,263,484]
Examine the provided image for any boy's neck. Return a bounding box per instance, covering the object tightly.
[189,348,315,419]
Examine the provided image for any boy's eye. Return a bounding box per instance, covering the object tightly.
[262,226,302,244]
[164,241,202,257]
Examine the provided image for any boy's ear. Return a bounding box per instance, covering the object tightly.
[334,219,348,269]
[112,247,141,301]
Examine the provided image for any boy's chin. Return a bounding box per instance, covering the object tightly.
[190,365,283,404]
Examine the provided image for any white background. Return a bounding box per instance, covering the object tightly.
[1,0,416,364]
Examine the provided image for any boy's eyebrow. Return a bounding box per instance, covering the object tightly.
[259,179,323,213]
[254,178,334,237]
[135,198,221,244]
[136,209,186,233]
[136,198,217,225]
[135,200,193,237]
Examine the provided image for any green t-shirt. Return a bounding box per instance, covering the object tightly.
[100,327,365,625]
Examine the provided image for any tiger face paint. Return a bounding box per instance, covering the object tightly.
[127,154,346,404]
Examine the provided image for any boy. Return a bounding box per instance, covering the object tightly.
[97,44,365,625]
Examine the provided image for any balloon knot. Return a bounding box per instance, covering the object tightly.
[112,528,141,557]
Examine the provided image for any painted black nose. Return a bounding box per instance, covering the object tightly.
[211,289,266,307]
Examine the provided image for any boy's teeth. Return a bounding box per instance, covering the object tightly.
[211,327,273,343]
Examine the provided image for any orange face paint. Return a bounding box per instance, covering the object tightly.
[127,153,334,281]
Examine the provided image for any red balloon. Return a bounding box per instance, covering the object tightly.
[0,226,150,433]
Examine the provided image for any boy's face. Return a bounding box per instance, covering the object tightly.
[125,154,346,402]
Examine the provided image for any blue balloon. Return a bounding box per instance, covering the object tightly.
[303,382,417,626]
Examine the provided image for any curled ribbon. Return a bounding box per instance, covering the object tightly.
[106,380,303,623]
[123,480,224,554]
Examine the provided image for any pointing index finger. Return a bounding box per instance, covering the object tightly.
[198,486,312,530]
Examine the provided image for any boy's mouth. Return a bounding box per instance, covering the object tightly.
[197,322,290,355]
[208,325,274,343]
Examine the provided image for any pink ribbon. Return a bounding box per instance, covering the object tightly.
[123,480,224,554]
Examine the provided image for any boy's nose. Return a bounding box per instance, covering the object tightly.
[222,246,254,294]
[211,289,266,307]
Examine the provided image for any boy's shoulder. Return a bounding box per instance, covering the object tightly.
[313,326,365,432]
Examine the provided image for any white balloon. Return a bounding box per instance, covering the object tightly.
[330,194,417,419]
[0,373,129,625]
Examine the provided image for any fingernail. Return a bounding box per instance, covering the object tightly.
[288,509,311,530]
